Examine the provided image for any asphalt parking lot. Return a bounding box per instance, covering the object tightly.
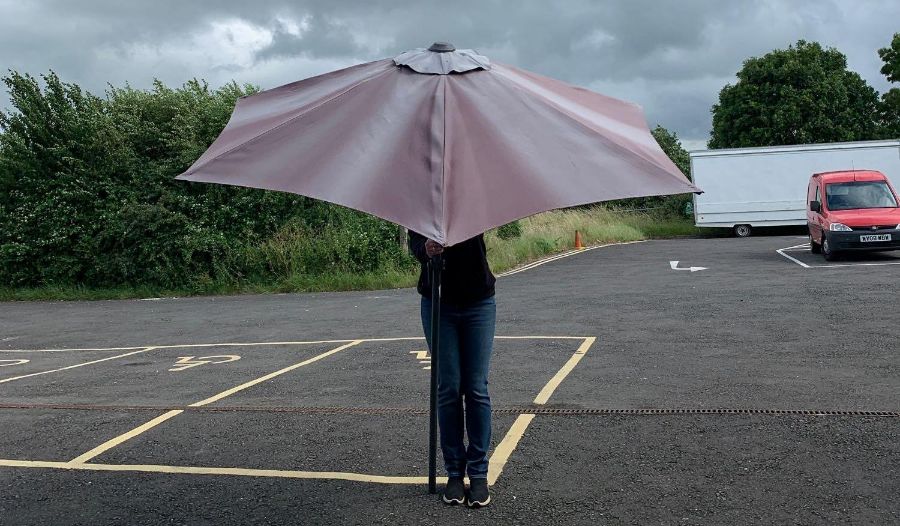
[1,235,898,525]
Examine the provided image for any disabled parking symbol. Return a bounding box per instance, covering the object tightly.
[169,355,241,372]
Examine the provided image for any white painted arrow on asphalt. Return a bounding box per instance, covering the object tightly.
[669,260,707,272]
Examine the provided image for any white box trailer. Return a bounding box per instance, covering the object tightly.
[690,139,900,237]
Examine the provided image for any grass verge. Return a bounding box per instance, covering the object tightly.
[485,207,703,274]
[0,208,705,301]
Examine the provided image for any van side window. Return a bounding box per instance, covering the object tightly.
[814,185,820,204]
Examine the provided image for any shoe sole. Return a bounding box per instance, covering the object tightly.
[466,495,491,508]
[442,495,465,505]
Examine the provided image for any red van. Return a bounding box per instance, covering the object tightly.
[807,170,900,260]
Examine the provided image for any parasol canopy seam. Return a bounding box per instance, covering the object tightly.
[440,76,448,245]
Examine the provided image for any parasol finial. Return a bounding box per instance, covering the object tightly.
[427,42,456,53]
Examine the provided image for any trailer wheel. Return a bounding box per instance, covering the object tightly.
[733,224,752,238]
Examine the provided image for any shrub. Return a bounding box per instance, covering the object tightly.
[497,220,522,239]
[0,71,416,289]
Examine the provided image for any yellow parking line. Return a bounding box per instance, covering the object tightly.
[65,341,363,463]
[533,337,595,405]
[499,241,646,277]
[0,341,360,353]
[189,340,363,407]
[487,413,535,486]
[69,410,184,464]
[0,458,439,484]
[0,347,158,383]
[496,336,588,340]
[1,335,589,353]
[3,336,595,486]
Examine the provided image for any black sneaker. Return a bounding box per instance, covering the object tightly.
[442,477,466,505]
[467,478,491,508]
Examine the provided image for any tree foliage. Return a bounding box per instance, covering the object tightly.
[709,40,880,148]
[651,125,690,178]
[606,125,693,216]
[878,33,900,139]
[879,89,900,139]
[496,220,522,239]
[878,33,900,83]
[0,72,412,288]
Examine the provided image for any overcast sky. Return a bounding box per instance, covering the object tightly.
[1,0,897,150]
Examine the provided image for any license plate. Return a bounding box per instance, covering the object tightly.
[860,234,891,242]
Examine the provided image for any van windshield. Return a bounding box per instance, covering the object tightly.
[825,181,898,210]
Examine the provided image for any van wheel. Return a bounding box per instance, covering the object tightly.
[733,224,752,238]
[810,234,822,254]
[822,236,838,261]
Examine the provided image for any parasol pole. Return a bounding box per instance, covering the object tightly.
[427,253,443,494]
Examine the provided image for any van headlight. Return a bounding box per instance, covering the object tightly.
[829,223,853,232]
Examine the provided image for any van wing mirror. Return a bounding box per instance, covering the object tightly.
[810,200,821,213]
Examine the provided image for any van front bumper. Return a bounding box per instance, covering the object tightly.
[826,230,900,251]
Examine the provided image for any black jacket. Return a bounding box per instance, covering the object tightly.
[408,231,496,306]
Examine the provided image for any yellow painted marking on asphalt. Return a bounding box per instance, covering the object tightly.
[69,410,184,464]
[487,413,535,486]
[496,336,588,340]
[0,458,442,484]
[0,335,588,353]
[409,350,429,361]
[189,341,363,407]
[410,350,430,369]
[351,336,582,342]
[2,336,596,486]
[0,347,158,384]
[0,340,362,353]
[485,336,595,484]
[498,240,646,277]
[0,359,29,367]
[533,337,596,405]
[168,355,241,372]
[65,341,362,463]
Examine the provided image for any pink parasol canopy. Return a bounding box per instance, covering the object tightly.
[177,43,700,246]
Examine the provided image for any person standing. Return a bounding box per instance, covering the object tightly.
[408,231,496,508]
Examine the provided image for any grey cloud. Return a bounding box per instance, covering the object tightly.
[1,0,898,147]
[256,13,365,61]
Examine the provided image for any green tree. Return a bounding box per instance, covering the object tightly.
[880,90,900,139]
[877,33,900,139]
[651,125,691,179]
[709,40,880,148]
[651,125,693,216]
[878,32,900,83]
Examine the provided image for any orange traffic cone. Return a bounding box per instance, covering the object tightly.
[575,230,584,249]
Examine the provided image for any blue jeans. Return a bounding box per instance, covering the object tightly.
[421,295,496,479]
